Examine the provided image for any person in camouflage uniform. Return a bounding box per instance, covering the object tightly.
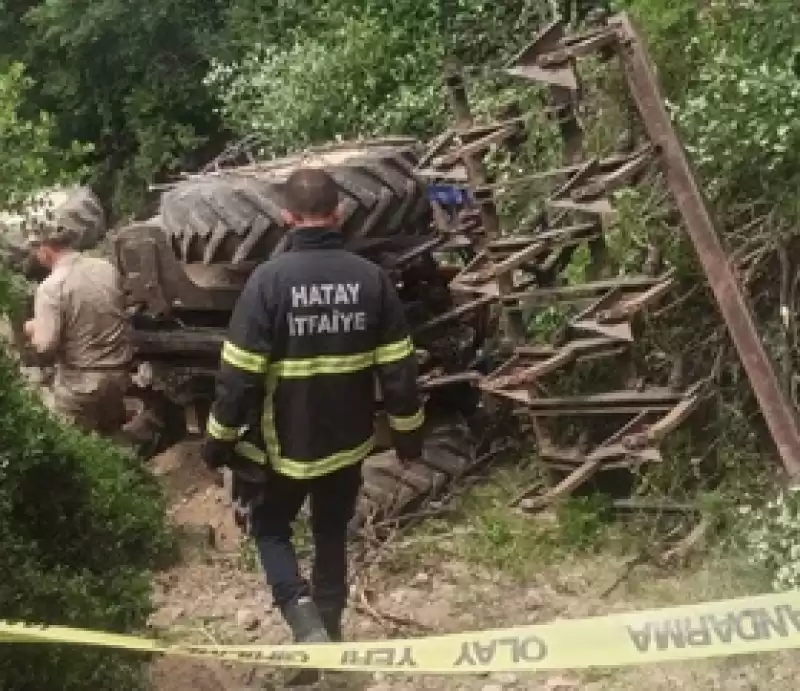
[23,219,132,436]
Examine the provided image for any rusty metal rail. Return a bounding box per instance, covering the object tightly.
[415,10,800,507]
[610,14,800,478]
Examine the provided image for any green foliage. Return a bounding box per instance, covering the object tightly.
[206,14,445,154]
[0,272,176,689]
[624,0,800,222]
[615,0,704,93]
[602,0,800,513]
[0,63,91,209]
[207,1,549,156]
[736,487,800,592]
[415,463,617,578]
[666,1,800,215]
[556,494,613,550]
[1,0,553,213]
[0,0,226,217]
[675,51,799,206]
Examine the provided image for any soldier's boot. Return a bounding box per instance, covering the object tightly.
[283,596,330,687]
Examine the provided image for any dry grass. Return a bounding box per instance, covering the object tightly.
[148,447,793,690]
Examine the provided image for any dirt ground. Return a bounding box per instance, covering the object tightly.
[146,443,797,691]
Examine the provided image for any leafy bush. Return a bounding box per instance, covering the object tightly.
[206,0,549,155]
[739,488,800,592]
[206,13,445,155]
[0,275,175,689]
[1,0,227,218]
[625,0,800,224]
[665,1,800,215]
[0,63,92,209]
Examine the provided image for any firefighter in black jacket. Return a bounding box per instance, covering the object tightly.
[202,168,424,659]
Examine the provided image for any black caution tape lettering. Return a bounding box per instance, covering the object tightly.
[183,645,310,664]
[253,649,310,664]
[5,593,800,673]
[627,604,800,653]
[177,646,237,661]
[340,645,418,668]
[453,635,548,667]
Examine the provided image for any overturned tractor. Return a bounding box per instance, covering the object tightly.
[9,10,791,544]
[108,138,492,532]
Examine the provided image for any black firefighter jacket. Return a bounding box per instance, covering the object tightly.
[205,227,424,480]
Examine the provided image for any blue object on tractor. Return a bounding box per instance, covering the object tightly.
[426,184,472,207]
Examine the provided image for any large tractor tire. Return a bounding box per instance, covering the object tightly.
[159,138,432,265]
[351,409,476,535]
[127,137,488,537]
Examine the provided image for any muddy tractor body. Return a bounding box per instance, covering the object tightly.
[112,139,489,528]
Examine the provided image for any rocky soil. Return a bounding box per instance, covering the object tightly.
[146,442,799,691]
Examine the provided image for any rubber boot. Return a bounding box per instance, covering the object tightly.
[316,604,343,642]
[314,602,349,688]
[282,596,329,687]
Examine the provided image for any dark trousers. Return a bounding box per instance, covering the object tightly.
[250,462,362,613]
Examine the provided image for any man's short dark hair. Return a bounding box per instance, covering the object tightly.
[283,168,339,217]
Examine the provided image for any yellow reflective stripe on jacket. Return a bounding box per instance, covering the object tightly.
[234,441,269,466]
[276,436,375,479]
[236,437,374,478]
[259,366,373,478]
[271,351,374,379]
[375,336,414,365]
[388,408,425,432]
[268,337,414,379]
[262,371,280,454]
[221,341,269,374]
[206,413,241,442]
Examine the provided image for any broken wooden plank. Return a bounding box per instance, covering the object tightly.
[502,276,663,308]
[484,336,628,388]
[490,387,685,414]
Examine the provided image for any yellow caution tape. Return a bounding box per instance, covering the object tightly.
[3,591,800,673]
